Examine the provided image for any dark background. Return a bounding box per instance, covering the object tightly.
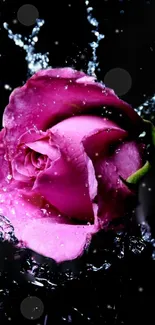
[1,0,155,325]
[1,0,155,118]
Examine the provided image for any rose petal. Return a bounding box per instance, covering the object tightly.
[0,189,98,262]
[94,141,143,224]
[83,126,127,160]
[3,68,142,159]
[24,151,36,176]
[31,67,86,79]
[19,219,97,263]
[26,139,60,161]
[12,150,35,182]
[33,143,96,222]
[0,129,12,187]
[32,115,127,222]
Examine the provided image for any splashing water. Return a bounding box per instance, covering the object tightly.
[85,0,105,76]
[2,5,155,296]
[135,95,155,122]
[3,19,50,77]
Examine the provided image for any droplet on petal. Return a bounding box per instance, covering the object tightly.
[7,174,12,180]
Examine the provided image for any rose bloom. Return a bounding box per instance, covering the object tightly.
[0,68,144,262]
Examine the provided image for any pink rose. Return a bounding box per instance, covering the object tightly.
[0,68,144,262]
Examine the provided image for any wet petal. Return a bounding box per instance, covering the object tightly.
[19,219,97,263]
[12,150,35,182]
[26,139,60,161]
[94,141,143,224]
[0,189,98,262]
[3,68,142,158]
[33,115,127,222]
[33,144,96,222]
[0,129,11,187]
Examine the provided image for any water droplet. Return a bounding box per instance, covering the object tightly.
[4,84,12,90]
[85,0,105,76]
[115,148,120,154]
[41,208,47,215]
[7,174,12,180]
[106,128,111,133]
[3,19,50,76]
[33,36,38,43]
[139,131,146,138]
[45,204,50,208]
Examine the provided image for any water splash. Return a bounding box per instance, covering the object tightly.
[85,0,105,76]
[135,95,155,121]
[3,19,50,77]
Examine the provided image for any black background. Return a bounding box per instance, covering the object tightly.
[1,1,155,325]
[1,0,155,117]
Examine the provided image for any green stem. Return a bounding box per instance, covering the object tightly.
[127,161,151,184]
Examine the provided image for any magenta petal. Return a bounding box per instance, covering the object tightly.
[33,115,127,221]
[33,115,120,221]
[24,152,36,176]
[33,150,95,222]
[83,125,127,160]
[19,220,97,262]
[0,189,98,262]
[3,68,142,158]
[111,141,143,178]
[0,129,11,187]
[95,141,143,224]
[26,139,60,161]
[31,67,86,79]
